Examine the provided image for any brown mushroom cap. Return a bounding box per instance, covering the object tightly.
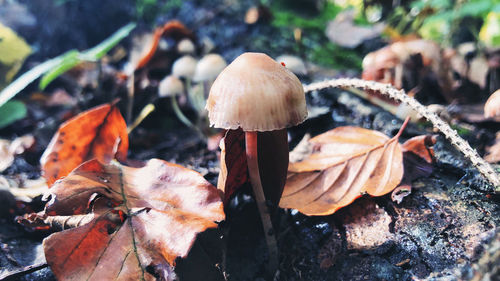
[206,52,307,131]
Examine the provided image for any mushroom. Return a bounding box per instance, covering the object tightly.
[206,52,307,272]
[193,54,227,111]
[177,38,196,54]
[485,89,500,118]
[158,75,199,134]
[172,55,197,80]
[171,55,198,111]
[275,55,307,76]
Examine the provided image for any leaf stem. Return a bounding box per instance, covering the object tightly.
[245,131,279,274]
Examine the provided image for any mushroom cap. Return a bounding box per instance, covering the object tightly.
[275,55,307,75]
[158,75,184,97]
[206,52,307,131]
[177,39,195,54]
[193,54,227,82]
[172,55,197,79]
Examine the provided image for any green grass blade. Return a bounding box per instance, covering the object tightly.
[39,50,80,90]
[0,54,66,108]
[80,22,136,60]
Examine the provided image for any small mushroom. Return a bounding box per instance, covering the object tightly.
[158,75,199,134]
[177,38,195,54]
[206,52,307,272]
[172,55,197,79]
[171,55,198,111]
[485,89,500,118]
[193,54,227,83]
[276,55,307,76]
[193,54,227,111]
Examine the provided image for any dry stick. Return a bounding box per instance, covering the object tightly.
[303,78,500,192]
[0,263,48,281]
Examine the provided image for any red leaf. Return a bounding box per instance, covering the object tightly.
[40,101,128,186]
[36,159,224,280]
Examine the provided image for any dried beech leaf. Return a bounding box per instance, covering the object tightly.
[280,121,408,216]
[218,129,289,206]
[401,134,436,182]
[135,20,193,70]
[391,184,411,204]
[402,135,437,164]
[40,159,224,280]
[40,102,128,186]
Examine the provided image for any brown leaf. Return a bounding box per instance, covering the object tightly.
[135,20,193,70]
[279,121,408,216]
[0,134,35,172]
[39,159,224,280]
[391,184,412,204]
[40,102,128,186]
[402,135,437,164]
[401,135,436,183]
[217,129,289,206]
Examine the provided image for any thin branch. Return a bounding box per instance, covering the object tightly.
[0,263,48,281]
[303,78,500,192]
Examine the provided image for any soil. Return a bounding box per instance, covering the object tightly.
[0,1,499,280]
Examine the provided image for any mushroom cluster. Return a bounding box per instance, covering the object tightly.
[157,37,227,136]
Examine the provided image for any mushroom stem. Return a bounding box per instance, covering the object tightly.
[171,96,204,138]
[245,131,279,273]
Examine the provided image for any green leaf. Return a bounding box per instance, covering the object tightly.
[80,23,136,61]
[39,50,80,90]
[40,23,136,90]
[0,100,27,129]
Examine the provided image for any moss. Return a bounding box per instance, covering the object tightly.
[309,42,363,70]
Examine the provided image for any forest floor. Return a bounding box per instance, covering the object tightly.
[0,0,499,280]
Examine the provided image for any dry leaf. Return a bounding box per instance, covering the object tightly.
[279,120,408,216]
[326,10,385,48]
[402,135,436,164]
[218,129,288,206]
[400,134,436,182]
[33,159,224,280]
[135,20,193,70]
[40,101,128,186]
[0,134,35,172]
[391,184,411,204]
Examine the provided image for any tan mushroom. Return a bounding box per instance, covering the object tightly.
[206,52,306,272]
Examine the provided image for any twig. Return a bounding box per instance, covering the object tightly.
[303,78,500,192]
[126,72,135,124]
[0,262,48,281]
